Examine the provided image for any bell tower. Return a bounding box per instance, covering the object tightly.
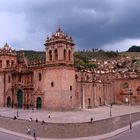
[0,43,16,69]
[44,28,74,65]
[43,28,77,110]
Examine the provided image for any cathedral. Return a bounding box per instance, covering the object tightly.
[0,28,140,110]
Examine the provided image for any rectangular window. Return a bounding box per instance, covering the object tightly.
[39,73,42,81]
[51,82,54,87]
[70,86,72,91]
[8,76,11,83]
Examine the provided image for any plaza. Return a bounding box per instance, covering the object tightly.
[0,105,139,123]
[0,105,139,140]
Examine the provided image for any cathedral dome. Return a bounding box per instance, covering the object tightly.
[0,43,16,55]
[44,27,74,46]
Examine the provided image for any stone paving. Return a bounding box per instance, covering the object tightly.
[0,105,140,123]
[0,105,140,140]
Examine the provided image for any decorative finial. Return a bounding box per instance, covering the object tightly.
[4,42,8,47]
[57,26,61,32]
[47,35,49,40]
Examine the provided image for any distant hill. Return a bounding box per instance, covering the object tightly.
[127,45,140,52]
[16,50,45,63]
[16,50,121,69]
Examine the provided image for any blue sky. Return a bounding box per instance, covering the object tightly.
[0,0,140,52]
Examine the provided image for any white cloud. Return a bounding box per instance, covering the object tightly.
[0,0,140,51]
[0,12,27,48]
[103,38,140,52]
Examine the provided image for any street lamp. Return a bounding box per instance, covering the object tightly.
[17,103,19,118]
[17,106,19,118]
[103,83,105,105]
[128,88,132,130]
[110,104,112,117]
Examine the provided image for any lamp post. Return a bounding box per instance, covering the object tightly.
[110,104,112,117]
[109,82,112,117]
[128,88,132,130]
[17,102,19,118]
[103,83,105,105]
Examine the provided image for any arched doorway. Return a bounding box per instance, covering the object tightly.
[7,96,11,107]
[17,89,23,108]
[36,97,42,109]
[88,98,91,108]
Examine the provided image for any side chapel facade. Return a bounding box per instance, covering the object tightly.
[0,28,139,110]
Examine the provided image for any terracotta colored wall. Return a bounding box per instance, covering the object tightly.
[0,73,4,106]
[37,66,77,110]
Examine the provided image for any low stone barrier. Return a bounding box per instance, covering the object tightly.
[0,112,140,138]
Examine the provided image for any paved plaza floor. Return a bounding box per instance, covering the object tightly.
[0,105,139,123]
[0,105,140,140]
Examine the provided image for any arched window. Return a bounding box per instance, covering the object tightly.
[6,60,10,67]
[54,49,58,60]
[68,50,71,61]
[75,74,78,80]
[64,49,66,60]
[8,76,11,83]
[0,60,2,68]
[122,82,129,89]
[49,50,52,61]
[38,73,42,81]
[11,60,14,66]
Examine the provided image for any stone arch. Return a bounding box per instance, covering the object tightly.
[11,60,14,66]
[49,50,52,61]
[54,48,58,60]
[64,49,67,60]
[7,96,11,107]
[36,97,42,109]
[68,50,71,61]
[122,82,129,89]
[38,72,42,81]
[0,60,2,68]
[6,59,10,67]
[17,89,23,108]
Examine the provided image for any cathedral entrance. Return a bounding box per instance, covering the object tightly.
[7,96,11,107]
[17,89,23,108]
[36,97,42,109]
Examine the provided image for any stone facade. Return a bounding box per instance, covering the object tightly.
[0,28,139,110]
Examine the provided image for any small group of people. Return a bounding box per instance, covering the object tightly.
[26,112,52,139]
[29,118,46,125]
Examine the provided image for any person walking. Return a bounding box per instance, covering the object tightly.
[48,112,51,118]
[33,129,36,138]
[27,127,31,135]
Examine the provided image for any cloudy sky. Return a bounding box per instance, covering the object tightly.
[0,0,140,52]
